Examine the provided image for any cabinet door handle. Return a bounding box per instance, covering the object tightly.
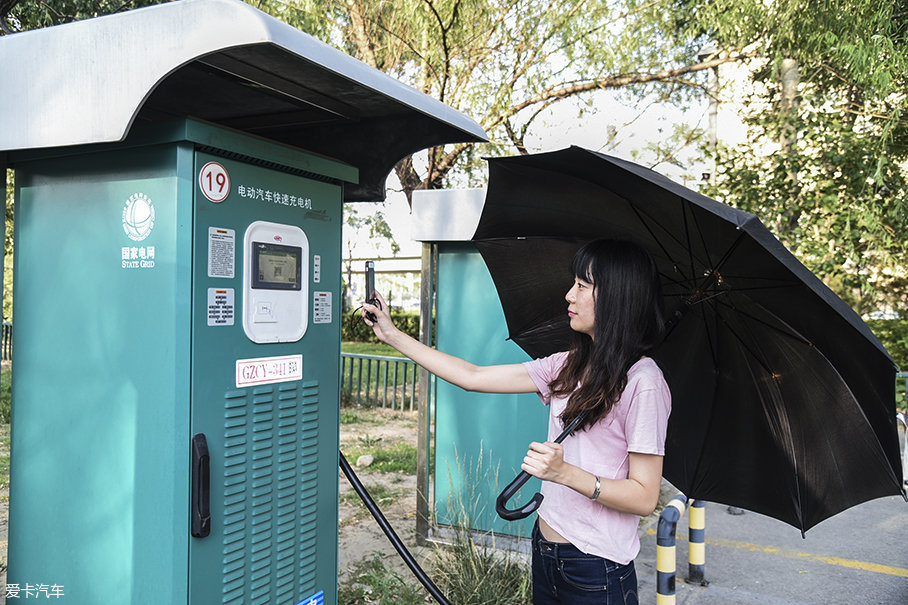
[191,433,211,538]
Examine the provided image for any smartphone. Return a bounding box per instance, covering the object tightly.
[365,260,375,302]
[364,261,377,321]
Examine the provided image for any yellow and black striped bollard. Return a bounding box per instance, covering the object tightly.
[656,494,687,604]
[688,499,707,585]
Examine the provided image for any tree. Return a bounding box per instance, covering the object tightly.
[692,0,908,328]
[0,0,163,33]
[4,0,905,363]
[255,0,743,199]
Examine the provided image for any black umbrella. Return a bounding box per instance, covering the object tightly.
[474,146,905,533]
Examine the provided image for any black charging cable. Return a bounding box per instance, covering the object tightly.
[349,297,382,331]
[339,451,452,605]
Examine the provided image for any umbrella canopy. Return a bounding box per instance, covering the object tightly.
[473,146,905,533]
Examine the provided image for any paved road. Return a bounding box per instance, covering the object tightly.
[635,494,908,604]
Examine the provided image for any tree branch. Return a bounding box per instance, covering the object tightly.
[345,0,379,67]
[394,156,426,206]
[504,120,528,155]
[486,52,754,132]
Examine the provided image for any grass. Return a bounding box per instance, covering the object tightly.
[340,409,365,425]
[342,341,404,357]
[344,441,418,475]
[428,525,531,605]
[337,552,428,604]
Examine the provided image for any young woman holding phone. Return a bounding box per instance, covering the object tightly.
[362,239,671,605]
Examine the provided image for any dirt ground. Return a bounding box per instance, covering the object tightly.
[337,407,432,583]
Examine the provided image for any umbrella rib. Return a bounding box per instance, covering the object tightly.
[710,298,813,347]
[704,298,777,377]
[681,298,725,500]
[628,204,674,262]
[700,290,722,368]
[626,197,730,286]
[659,271,699,290]
[681,201,698,283]
[736,331,805,532]
[627,202,698,285]
[687,194,720,274]
[710,231,748,276]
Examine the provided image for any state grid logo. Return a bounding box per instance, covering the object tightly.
[122,193,155,241]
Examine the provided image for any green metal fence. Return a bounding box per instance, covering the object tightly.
[341,352,419,411]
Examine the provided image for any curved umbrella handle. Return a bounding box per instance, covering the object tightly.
[496,470,543,521]
[495,410,589,522]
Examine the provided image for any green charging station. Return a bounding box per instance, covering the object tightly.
[11,123,349,605]
[0,2,485,604]
[410,190,547,546]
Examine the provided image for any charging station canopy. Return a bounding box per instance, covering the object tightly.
[0,0,487,201]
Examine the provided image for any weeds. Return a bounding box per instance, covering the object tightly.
[337,552,428,604]
[340,409,363,425]
[337,422,531,604]
[358,434,383,448]
[429,525,531,605]
[428,447,532,605]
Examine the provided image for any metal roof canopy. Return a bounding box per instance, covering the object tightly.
[0,0,486,202]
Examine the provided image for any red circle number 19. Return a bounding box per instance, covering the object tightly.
[199,162,230,203]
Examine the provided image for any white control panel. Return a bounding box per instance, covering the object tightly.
[242,221,309,343]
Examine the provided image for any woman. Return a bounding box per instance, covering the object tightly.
[362,239,671,605]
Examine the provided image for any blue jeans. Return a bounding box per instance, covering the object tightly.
[531,521,638,605]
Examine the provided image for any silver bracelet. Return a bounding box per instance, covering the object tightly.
[590,475,601,500]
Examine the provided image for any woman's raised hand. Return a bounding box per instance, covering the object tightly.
[362,290,396,343]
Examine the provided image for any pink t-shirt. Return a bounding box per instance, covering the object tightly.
[523,352,671,564]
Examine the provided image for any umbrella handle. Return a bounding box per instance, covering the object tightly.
[495,411,589,521]
[495,471,543,521]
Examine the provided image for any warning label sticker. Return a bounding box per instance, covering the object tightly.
[208,227,235,278]
[313,291,332,324]
[208,288,235,326]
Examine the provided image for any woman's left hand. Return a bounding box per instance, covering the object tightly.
[522,441,567,482]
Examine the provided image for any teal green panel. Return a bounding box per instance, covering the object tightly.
[433,243,548,538]
[9,145,191,604]
[188,152,341,605]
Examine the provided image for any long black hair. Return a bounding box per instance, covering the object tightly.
[550,239,665,432]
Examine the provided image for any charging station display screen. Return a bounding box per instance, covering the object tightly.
[252,243,302,290]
